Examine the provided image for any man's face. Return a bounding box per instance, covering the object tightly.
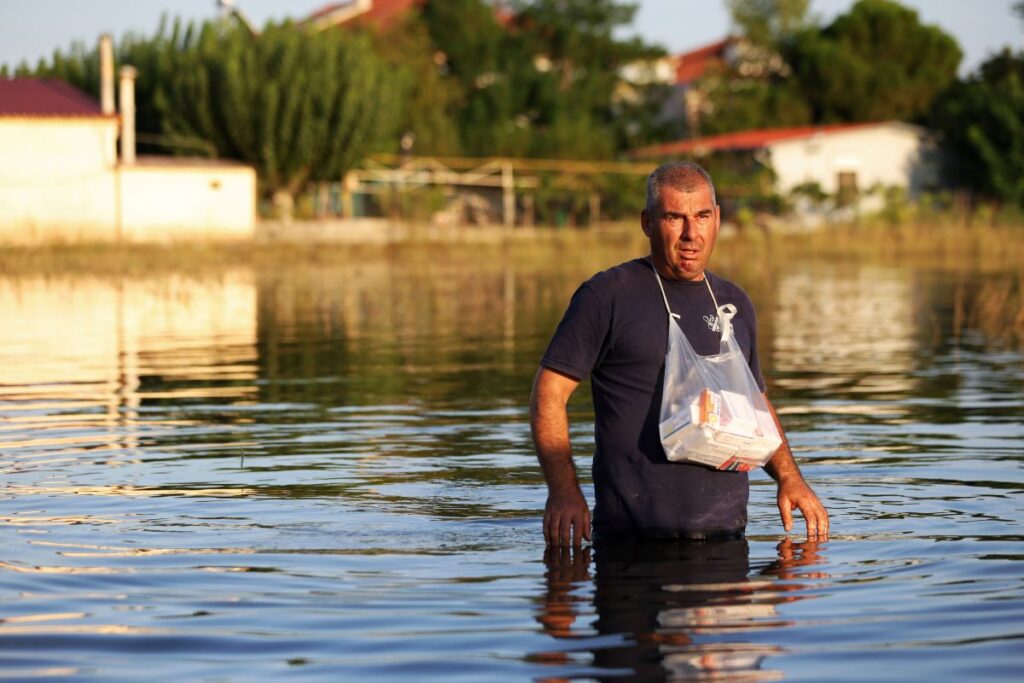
[641,183,720,282]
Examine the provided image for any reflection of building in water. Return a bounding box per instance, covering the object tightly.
[768,266,919,397]
[0,274,257,452]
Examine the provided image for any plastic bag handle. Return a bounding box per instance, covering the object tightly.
[651,259,735,341]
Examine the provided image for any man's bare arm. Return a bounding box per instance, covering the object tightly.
[762,396,830,539]
[530,367,590,547]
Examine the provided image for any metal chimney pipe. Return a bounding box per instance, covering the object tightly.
[99,34,115,115]
[119,65,138,165]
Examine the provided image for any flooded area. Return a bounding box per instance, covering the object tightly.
[1,246,1022,681]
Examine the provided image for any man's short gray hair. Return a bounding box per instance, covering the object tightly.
[645,161,717,210]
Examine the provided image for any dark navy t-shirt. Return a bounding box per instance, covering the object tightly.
[541,257,766,537]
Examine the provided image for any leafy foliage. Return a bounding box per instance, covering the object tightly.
[932,50,1024,206]
[509,0,665,158]
[696,62,811,135]
[421,0,532,156]
[699,0,962,135]
[364,12,464,156]
[726,0,811,47]
[155,20,396,198]
[321,0,668,160]
[786,0,961,123]
[697,0,813,135]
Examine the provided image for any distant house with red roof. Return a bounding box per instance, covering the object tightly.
[305,0,426,31]
[305,0,514,32]
[0,78,113,119]
[615,37,745,137]
[673,37,740,86]
[633,121,943,202]
[0,75,255,243]
[625,36,798,138]
[0,78,121,240]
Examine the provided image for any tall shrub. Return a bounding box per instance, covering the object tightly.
[156,20,397,211]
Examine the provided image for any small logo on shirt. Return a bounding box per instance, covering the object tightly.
[704,314,720,332]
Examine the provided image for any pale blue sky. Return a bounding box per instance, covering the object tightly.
[1,0,1021,74]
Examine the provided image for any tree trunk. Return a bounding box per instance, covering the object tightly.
[271,190,294,224]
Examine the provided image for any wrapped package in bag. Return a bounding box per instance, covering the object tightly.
[654,266,782,471]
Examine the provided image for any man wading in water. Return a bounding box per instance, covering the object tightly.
[530,162,829,546]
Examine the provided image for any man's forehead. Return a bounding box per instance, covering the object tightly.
[657,184,716,207]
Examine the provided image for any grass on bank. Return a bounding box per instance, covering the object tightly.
[1,218,1022,276]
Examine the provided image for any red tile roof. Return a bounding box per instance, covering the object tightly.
[306,0,426,30]
[359,0,426,27]
[305,2,350,22]
[0,78,110,118]
[632,123,878,158]
[674,37,734,85]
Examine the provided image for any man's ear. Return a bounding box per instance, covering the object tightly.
[640,209,651,237]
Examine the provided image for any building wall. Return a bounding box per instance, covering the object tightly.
[120,163,257,242]
[767,124,942,198]
[0,118,257,244]
[0,118,119,243]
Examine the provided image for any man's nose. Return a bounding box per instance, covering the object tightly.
[679,217,695,238]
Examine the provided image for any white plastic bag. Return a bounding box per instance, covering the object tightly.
[654,267,782,471]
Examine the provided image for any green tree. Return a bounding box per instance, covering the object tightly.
[421,0,532,156]
[157,19,397,213]
[726,0,811,48]
[698,77,811,135]
[365,12,464,156]
[13,41,99,91]
[694,0,812,135]
[787,0,961,123]
[932,49,1024,207]
[509,0,665,158]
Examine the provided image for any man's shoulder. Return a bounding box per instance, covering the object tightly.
[582,257,652,294]
[707,271,758,321]
[708,270,753,302]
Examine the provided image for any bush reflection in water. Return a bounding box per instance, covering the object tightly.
[0,249,1021,681]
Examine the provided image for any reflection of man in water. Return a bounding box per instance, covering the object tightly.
[530,162,828,546]
[536,539,825,681]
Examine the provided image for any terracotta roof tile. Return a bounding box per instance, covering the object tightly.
[632,123,878,158]
[357,0,425,27]
[674,38,733,85]
[0,78,110,118]
[306,0,425,30]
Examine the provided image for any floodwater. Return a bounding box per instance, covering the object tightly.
[1,249,1022,681]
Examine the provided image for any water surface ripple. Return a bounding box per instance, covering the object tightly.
[1,262,1022,681]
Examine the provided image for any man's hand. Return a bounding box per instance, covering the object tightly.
[761,395,830,539]
[777,475,829,539]
[544,487,591,548]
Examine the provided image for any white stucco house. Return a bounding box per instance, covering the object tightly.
[0,57,256,244]
[632,121,945,209]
